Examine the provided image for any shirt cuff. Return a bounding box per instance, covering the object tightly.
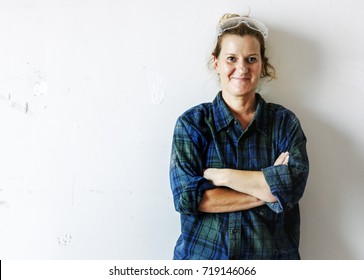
[262,165,291,213]
[198,178,217,192]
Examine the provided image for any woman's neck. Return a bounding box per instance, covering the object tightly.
[222,91,256,115]
[222,91,257,129]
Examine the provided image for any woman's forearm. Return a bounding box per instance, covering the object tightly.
[225,169,276,202]
[204,169,277,202]
[198,187,265,213]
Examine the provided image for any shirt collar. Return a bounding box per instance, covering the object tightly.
[212,92,235,132]
[212,91,269,136]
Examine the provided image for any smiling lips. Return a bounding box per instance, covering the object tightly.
[231,76,251,81]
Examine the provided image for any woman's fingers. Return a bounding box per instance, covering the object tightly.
[274,152,289,166]
[283,154,289,165]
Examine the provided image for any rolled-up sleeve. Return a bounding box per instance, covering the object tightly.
[262,117,309,214]
[170,117,215,215]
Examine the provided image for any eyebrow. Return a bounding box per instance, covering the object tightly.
[224,53,260,57]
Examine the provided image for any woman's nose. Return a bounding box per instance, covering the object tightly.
[236,63,249,74]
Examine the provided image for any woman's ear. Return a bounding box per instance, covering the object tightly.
[213,56,219,73]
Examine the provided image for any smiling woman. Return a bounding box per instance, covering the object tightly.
[213,34,263,118]
[212,14,276,80]
[169,12,309,260]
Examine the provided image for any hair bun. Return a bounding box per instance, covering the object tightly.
[219,13,240,25]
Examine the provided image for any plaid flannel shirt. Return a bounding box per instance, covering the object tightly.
[170,92,309,259]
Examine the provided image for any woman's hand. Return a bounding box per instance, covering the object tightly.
[203,168,228,186]
[274,152,289,166]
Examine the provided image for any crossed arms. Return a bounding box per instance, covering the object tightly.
[170,115,309,215]
[198,152,289,213]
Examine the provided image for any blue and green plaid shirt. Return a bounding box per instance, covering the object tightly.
[170,92,309,259]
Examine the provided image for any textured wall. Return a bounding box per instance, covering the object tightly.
[0,0,363,259]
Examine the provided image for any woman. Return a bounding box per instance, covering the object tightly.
[169,13,309,259]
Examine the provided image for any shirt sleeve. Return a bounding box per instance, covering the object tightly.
[262,116,309,214]
[169,116,216,215]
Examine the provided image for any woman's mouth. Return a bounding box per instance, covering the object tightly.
[231,76,250,81]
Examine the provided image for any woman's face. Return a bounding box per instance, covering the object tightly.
[214,34,262,100]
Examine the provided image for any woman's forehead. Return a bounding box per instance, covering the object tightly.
[220,34,261,54]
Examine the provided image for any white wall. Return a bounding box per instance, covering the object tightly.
[0,0,363,260]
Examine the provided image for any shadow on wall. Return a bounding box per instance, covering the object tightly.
[300,115,364,259]
[264,27,364,259]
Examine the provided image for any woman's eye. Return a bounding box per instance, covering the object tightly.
[246,57,257,64]
[227,56,237,62]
